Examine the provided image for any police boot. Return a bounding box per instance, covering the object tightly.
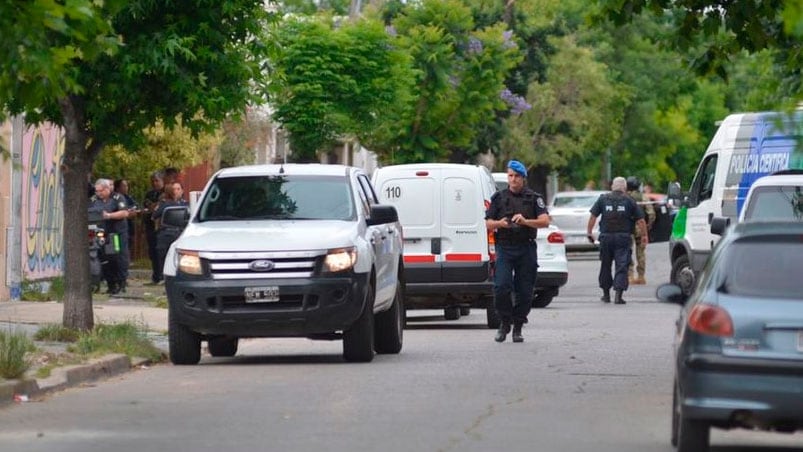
[495,321,511,343]
[512,323,524,343]
[614,290,626,304]
[600,289,611,303]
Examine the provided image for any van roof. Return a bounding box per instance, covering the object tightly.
[377,163,488,172]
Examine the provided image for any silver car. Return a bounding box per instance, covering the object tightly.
[657,221,803,452]
[548,190,606,250]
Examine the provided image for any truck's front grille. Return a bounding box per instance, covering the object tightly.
[198,250,324,280]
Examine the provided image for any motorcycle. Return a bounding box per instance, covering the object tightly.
[88,208,108,293]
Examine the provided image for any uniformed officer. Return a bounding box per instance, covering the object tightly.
[626,176,655,285]
[89,178,129,295]
[485,160,551,342]
[586,177,648,304]
[152,181,189,280]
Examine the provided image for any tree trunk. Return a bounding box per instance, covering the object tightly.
[59,96,95,331]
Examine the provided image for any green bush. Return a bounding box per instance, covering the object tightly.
[0,330,34,379]
[20,277,65,302]
[69,321,164,362]
[34,323,80,342]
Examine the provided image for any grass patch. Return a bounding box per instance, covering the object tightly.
[0,330,35,379]
[142,292,168,309]
[21,277,65,302]
[68,321,164,363]
[33,323,80,342]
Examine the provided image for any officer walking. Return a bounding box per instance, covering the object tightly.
[626,176,655,285]
[89,178,129,295]
[586,177,648,304]
[485,160,551,343]
[142,171,164,284]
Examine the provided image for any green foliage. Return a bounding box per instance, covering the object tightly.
[378,0,522,163]
[219,109,274,168]
[21,277,65,302]
[69,321,164,363]
[268,15,414,161]
[34,324,80,343]
[0,330,34,379]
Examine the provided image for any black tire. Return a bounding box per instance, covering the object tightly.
[532,290,555,308]
[675,383,710,452]
[168,309,201,365]
[670,254,696,297]
[374,280,404,354]
[343,281,375,363]
[444,306,461,320]
[208,337,239,357]
[459,306,471,316]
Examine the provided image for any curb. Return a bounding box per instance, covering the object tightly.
[0,353,152,408]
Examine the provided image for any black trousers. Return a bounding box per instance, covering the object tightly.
[598,232,632,291]
[145,226,160,282]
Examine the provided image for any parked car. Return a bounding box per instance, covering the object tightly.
[548,190,606,251]
[656,221,803,452]
[163,164,404,364]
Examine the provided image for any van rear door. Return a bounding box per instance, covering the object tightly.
[439,167,489,283]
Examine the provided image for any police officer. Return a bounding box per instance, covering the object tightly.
[626,176,655,285]
[142,171,164,284]
[152,181,189,280]
[586,177,648,304]
[485,160,551,342]
[89,178,129,295]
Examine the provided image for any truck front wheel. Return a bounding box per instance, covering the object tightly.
[169,310,201,365]
[343,281,375,363]
[671,254,696,297]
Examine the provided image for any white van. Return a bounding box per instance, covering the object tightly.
[668,110,803,295]
[373,163,497,322]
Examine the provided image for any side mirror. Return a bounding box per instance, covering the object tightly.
[667,182,682,200]
[367,204,399,226]
[709,216,730,236]
[161,206,190,229]
[656,283,687,306]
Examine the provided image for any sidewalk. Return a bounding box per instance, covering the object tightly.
[0,271,169,407]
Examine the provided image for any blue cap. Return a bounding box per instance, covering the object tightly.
[507,160,527,178]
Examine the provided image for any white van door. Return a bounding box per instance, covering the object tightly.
[439,167,488,281]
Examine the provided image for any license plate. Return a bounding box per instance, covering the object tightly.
[244,286,280,303]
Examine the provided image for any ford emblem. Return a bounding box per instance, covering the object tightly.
[249,260,275,272]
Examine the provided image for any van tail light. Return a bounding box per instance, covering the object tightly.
[487,230,496,262]
[547,231,564,244]
[687,304,734,337]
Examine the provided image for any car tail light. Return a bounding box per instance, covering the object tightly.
[687,304,733,337]
[547,231,564,244]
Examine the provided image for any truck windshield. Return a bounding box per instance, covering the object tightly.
[198,175,355,221]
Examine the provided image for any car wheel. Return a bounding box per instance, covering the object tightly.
[485,298,500,329]
[444,306,461,320]
[459,306,471,316]
[532,289,556,308]
[676,392,710,452]
[343,281,375,363]
[208,337,239,357]
[671,254,696,297]
[374,279,403,354]
[168,309,201,365]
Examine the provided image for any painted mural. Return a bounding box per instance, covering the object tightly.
[22,123,65,279]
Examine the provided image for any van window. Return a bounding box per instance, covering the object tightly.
[744,186,803,221]
[689,154,718,205]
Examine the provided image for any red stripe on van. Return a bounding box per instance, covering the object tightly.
[445,253,482,262]
[404,255,436,263]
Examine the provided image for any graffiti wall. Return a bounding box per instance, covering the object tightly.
[22,123,65,279]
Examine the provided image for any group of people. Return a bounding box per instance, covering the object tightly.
[485,160,652,343]
[88,167,188,295]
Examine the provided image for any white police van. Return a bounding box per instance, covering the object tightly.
[668,110,803,295]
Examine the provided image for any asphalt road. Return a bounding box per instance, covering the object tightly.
[0,243,801,452]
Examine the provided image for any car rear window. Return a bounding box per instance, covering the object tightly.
[743,186,803,221]
[553,195,599,208]
[718,238,803,299]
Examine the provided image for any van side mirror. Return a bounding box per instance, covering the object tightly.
[667,182,682,200]
[162,206,190,229]
[367,204,399,226]
[709,216,730,236]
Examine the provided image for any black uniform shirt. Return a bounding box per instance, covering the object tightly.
[589,191,644,234]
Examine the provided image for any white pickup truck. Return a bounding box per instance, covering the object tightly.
[162,164,405,364]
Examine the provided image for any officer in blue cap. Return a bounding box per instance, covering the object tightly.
[485,160,551,343]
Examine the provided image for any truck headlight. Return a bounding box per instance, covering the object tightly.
[177,250,203,275]
[324,247,357,273]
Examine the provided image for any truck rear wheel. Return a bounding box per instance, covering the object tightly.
[343,282,375,362]
[169,310,201,365]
